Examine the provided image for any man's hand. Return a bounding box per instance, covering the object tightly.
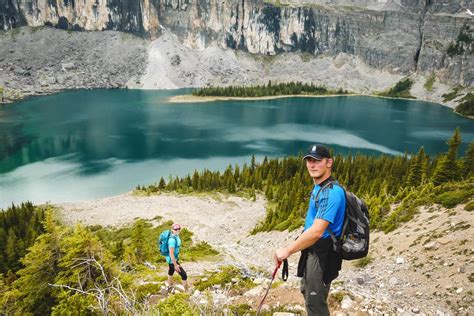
[274,247,290,264]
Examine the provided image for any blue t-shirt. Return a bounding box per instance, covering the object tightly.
[304,182,346,239]
[165,234,182,264]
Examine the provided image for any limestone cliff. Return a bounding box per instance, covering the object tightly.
[0,0,472,86]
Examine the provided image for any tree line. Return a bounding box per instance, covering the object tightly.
[0,202,45,276]
[136,128,473,233]
[192,81,349,97]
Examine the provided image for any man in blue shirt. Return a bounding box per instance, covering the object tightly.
[166,223,189,292]
[274,144,345,316]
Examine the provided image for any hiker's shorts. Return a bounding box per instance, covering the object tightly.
[168,262,188,281]
[300,252,331,316]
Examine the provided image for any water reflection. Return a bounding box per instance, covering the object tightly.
[0,89,473,207]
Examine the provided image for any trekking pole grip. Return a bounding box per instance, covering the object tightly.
[272,260,282,278]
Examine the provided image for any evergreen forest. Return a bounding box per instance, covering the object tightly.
[138,128,473,233]
[192,81,348,97]
[1,128,473,314]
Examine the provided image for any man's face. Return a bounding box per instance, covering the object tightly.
[305,157,332,180]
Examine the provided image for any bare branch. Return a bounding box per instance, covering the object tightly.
[49,258,147,315]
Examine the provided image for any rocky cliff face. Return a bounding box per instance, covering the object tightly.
[0,0,472,86]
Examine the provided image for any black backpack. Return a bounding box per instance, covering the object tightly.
[315,181,370,260]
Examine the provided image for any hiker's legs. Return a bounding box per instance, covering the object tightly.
[176,264,189,291]
[168,263,188,291]
[167,264,175,287]
[300,252,331,316]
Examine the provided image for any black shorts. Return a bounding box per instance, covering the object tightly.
[168,262,187,281]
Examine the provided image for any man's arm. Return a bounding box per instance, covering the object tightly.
[274,219,329,262]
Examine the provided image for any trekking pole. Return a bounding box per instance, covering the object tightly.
[256,259,288,316]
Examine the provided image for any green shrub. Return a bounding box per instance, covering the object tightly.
[424,74,436,92]
[435,189,474,208]
[274,220,291,231]
[299,52,312,62]
[330,291,346,303]
[134,282,163,301]
[464,201,474,211]
[229,304,253,315]
[156,293,195,315]
[446,25,472,57]
[51,292,97,315]
[442,87,462,102]
[378,78,414,98]
[447,43,465,57]
[182,241,219,262]
[194,266,253,292]
[353,256,373,268]
[455,93,474,116]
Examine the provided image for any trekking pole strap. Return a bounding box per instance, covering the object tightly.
[281,259,288,281]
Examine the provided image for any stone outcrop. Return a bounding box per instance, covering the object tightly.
[0,27,147,100]
[1,0,472,87]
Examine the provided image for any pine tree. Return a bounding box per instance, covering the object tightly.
[4,212,64,315]
[250,186,257,201]
[55,225,116,291]
[227,176,236,193]
[462,141,474,177]
[158,177,166,189]
[130,219,150,262]
[251,155,256,174]
[432,128,462,185]
[192,170,200,191]
[5,229,18,270]
[407,147,425,187]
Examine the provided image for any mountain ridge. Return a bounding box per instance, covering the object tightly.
[0,0,472,108]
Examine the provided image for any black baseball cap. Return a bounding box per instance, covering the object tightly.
[303,144,331,160]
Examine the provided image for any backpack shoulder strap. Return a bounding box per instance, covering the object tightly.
[325,182,347,250]
[313,179,335,202]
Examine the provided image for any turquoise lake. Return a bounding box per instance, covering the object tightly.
[1,89,473,208]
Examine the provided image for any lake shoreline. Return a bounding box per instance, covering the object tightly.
[1,82,466,115]
[1,85,458,110]
[168,93,353,103]
[167,92,459,110]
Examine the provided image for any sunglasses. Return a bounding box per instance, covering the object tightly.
[173,227,181,231]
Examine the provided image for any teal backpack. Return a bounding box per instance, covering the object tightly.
[158,230,177,256]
